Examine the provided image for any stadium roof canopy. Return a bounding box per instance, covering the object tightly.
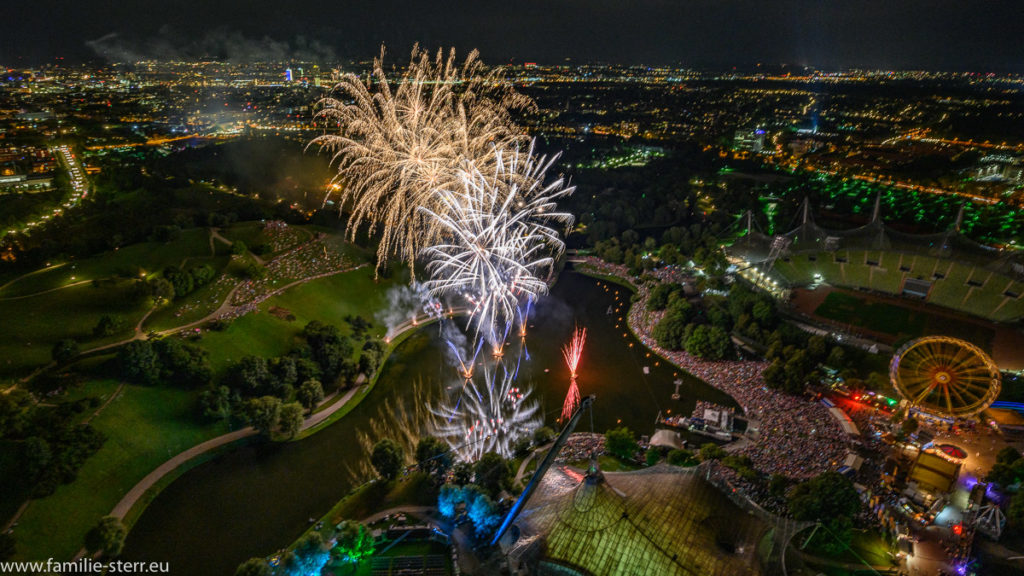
[505,464,775,576]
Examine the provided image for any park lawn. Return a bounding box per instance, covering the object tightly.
[217,221,265,250]
[0,228,213,298]
[814,292,926,338]
[815,291,995,351]
[197,266,396,375]
[219,221,313,258]
[141,256,235,333]
[12,381,229,561]
[0,281,149,380]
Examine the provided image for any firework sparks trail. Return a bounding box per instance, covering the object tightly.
[561,326,586,420]
[419,142,574,348]
[562,326,587,380]
[310,45,534,271]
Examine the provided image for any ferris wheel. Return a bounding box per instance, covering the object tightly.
[889,336,1001,419]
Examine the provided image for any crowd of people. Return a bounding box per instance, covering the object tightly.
[232,233,358,306]
[555,433,605,464]
[578,256,852,480]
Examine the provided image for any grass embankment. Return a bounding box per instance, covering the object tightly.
[0,228,213,298]
[12,379,230,561]
[197,265,392,374]
[0,283,149,379]
[0,229,221,380]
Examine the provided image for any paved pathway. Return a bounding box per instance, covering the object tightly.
[0,279,93,301]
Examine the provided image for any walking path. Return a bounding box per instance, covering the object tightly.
[0,279,93,301]
[106,380,369,522]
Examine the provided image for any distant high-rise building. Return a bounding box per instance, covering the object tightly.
[284,68,293,82]
[297,67,304,79]
[733,128,765,153]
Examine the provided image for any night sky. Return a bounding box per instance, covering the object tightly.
[3,0,1023,70]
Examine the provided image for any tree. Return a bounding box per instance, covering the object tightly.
[371,438,405,480]
[296,379,324,414]
[474,452,511,496]
[346,315,373,340]
[232,240,248,256]
[807,335,828,363]
[303,321,354,382]
[646,448,662,466]
[277,402,304,439]
[22,436,52,480]
[667,449,697,467]
[533,426,555,445]
[148,277,175,302]
[901,416,919,436]
[415,436,452,480]
[699,442,726,461]
[788,472,861,554]
[604,427,638,460]
[451,461,473,486]
[199,386,232,421]
[466,490,501,537]
[283,532,329,576]
[438,484,462,518]
[118,340,161,385]
[787,471,861,522]
[825,347,846,369]
[647,283,680,311]
[334,521,376,564]
[51,339,80,364]
[996,446,1021,466]
[245,396,282,437]
[84,516,126,557]
[154,338,211,388]
[92,315,120,338]
[234,558,272,576]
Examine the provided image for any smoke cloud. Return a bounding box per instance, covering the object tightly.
[86,27,336,63]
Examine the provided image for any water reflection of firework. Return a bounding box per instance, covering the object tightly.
[431,359,540,462]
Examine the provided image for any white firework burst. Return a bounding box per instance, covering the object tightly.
[309,45,533,270]
[419,141,574,350]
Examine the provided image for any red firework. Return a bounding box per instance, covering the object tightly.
[560,326,586,420]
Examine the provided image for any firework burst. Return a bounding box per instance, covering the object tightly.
[419,142,574,349]
[310,45,533,270]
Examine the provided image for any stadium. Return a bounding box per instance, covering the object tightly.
[728,197,1024,319]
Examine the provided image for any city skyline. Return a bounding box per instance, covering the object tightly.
[2,1,1023,71]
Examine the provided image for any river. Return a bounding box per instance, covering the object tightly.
[120,271,738,575]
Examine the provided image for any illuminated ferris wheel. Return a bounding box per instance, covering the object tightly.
[890,336,1001,419]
